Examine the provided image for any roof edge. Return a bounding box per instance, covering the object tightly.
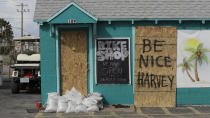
[46,2,98,22]
[34,18,210,24]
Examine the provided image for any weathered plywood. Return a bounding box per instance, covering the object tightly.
[61,30,87,95]
[134,92,176,107]
[134,26,177,107]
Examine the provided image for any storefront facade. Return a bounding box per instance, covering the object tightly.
[34,0,210,107]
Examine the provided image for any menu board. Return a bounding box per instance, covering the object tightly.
[95,38,130,84]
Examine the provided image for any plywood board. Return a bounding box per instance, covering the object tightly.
[61,30,87,95]
[134,26,177,107]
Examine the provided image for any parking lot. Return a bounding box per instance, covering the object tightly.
[0,79,41,118]
[1,79,210,118]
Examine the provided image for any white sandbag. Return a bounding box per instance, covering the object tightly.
[66,101,77,113]
[88,96,103,101]
[48,92,58,98]
[45,93,58,112]
[88,92,102,97]
[82,97,98,107]
[57,96,68,113]
[65,87,84,105]
[75,104,88,113]
[87,105,99,112]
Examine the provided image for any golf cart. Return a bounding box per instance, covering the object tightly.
[10,36,40,93]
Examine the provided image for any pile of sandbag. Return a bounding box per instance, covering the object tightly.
[44,87,103,113]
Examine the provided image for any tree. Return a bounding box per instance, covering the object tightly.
[186,43,210,81]
[178,58,195,82]
[0,18,13,55]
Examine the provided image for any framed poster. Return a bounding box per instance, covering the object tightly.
[177,30,210,88]
[95,38,131,84]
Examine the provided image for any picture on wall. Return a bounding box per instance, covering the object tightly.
[177,30,210,88]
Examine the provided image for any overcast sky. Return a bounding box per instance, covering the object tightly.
[0,0,39,38]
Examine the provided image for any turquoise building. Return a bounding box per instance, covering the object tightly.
[34,0,210,107]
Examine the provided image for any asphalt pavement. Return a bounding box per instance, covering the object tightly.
[1,78,210,118]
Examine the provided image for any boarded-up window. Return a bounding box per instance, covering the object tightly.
[134,26,177,107]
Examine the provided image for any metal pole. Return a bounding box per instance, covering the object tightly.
[21,3,23,37]
[17,3,29,53]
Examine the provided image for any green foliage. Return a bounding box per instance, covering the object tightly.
[178,57,193,73]
[0,18,13,55]
[185,48,197,53]
[185,43,210,65]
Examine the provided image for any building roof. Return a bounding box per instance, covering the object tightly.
[34,0,210,21]
[13,36,40,41]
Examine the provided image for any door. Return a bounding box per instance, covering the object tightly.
[60,30,87,95]
[134,26,177,107]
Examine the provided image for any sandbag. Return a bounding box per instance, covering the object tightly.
[45,92,58,112]
[88,96,103,101]
[57,96,68,113]
[66,101,77,113]
[65,87,84,105]
[75,104,88,113]
[88,92,102,97]
[82,97,98,107]
[87,105,99,112]
[48,92,58,98]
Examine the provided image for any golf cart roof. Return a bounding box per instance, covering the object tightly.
[17,54,40,62]
[13,36,40,42]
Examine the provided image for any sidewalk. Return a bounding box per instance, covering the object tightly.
[34,106,210,118]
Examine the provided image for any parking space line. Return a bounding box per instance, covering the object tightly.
[89,112,94,116]
[34,112,43,118]
[162,107,172,115]
[56,113,62,118]
[187,107,201,114]
[111,111,122,118]
[136,107,144,115]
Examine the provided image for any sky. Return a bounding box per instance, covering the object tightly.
[0,0,39,38]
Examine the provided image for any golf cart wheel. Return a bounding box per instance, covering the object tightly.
[11,80,19,93]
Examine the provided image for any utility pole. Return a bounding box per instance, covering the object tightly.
[17,3,29,37]
[16,3,29,53]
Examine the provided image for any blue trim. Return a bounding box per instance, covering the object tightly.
[50,24,55,37]
[47,2,97,22]
[93,23,97,37]
[35,18,209,24]
[88,25,94,93]
[55,24,93,93]
[202,20,206,24]
[98,18,210,21]
[131,20,134,25]
[132,26,135,93]
[55,28,60,94]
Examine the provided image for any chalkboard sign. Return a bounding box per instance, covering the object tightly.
[95,38,130,84]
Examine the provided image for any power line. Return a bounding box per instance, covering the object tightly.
[12,26,34,34]
[16,3,29,37]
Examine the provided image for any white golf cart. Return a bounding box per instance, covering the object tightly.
[10,36,40,93]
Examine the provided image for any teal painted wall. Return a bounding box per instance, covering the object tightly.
[94,22,134,104]
[40,24,57,105]
[40,20,210,106]
[177,88,210,105]
[50,5,96,24]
